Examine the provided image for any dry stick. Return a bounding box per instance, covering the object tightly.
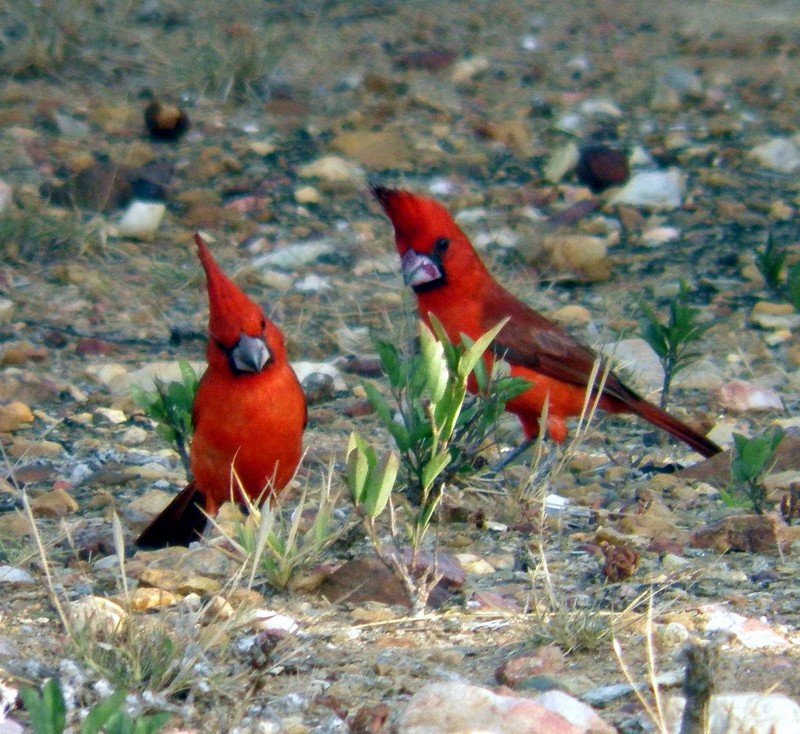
[679,643,716,734]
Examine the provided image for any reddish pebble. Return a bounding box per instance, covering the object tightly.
[75,338,116,357]
[576,145,630,193]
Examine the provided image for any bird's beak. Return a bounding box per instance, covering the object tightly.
[400,250,442,288]
[232,333,270,373]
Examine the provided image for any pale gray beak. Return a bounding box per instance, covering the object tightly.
[232,333,270,373]
[401,250,442,287]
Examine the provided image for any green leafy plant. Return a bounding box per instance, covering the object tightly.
[754,230,786,292]
[347,318,529,613]
[787,261,800,312]
[20,678,170,734]
[131,361,199,475]
[721,427,785,514]
[640,281,712,409]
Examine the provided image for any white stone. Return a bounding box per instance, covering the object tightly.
[294,185,321,204]
[602,338,664,393]
[94,407,127,424]
[451,55,490,84]
[294,273,331,293]
[67,596,126,636]
[544,143,580,184]
[298,155,364,184]
[749,138,800,173]
[399,681,614,734]
[664,693,800,734]
[0,298,14,324]
[672,359,725,390]
[291,361,346,392]
[609,169,684,210]
[254,239,336,270]
[0,566,35,585]
[116,201,166,241]
[717,380,784,413]
[641,226,681,247]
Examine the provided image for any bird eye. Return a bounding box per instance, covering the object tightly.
[434,237,450,254]
[260,318,266,331]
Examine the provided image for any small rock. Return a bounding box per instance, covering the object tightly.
[672,359,725,390]
[609,169,684,210]
[451,55,490,84]
[0,402,34,432]
[398,681,614,734]
[116,200,167,240]
[254,239,336,270]
[690,514,791,555]
[237,608,299,634]
[602,338,664,393]
[657,621,690,649]
[575,145,629,193]
[94,407,127,425]
[120,426,148,445]
[331,130,410,170]
[543,142,580,184]
[699,604,791,650]
[294,273,331,293]
[717,380,784,412]
[538,234,612,282]
[0,566,35,585]
[1,342,47,366]
[665,693,800,734]
[550,305,592,326]
[749,138,800,173]
[125,489,174,522]
[67,596,126,636]
[298,155,365,185]
[29,489,79,518]
[292,361,347,393]
[0,298,14,324]
[496,647,567,687]
[750,302,800,331]
[641,226,681,247]
[294,185,321,204]
[125,587,182,612]
[75,338,116,357]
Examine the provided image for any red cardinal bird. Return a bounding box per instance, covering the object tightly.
[137,234,307,548]
[372,186,720,458]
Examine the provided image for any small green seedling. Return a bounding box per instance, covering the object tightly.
[754,230,786,292]
[347,318,529,613]
[722,427,785,514]
[787,261,800,312]
[641,281,711,409]
[21,678,171,734]
[131,361,199,474]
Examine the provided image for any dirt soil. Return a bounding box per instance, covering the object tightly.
[1,0,799,732]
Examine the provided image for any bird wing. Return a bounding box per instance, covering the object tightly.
[479,285,641,404]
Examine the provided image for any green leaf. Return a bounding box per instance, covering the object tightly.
[132,713,172,734]
[21,678,67,734]
[178,360,198,390]
[421,450,451,492]
[458,318,509,380]
[789,262,800,311]
[346,433,372,505]
[420,322,449,403]
[80,690,129,734]
[365,451,399,517]
[374,340,403,388]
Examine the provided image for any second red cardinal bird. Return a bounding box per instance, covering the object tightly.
[372,186,720,458]
[137,234,307,548]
